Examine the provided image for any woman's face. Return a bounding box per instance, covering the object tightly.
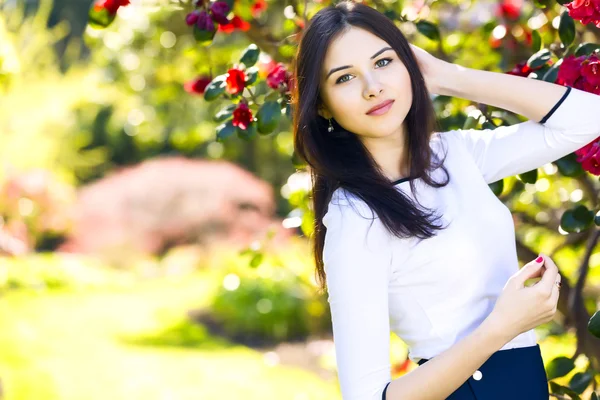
[318,27,413,140]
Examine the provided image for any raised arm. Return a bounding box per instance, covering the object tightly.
[322,196,394,400]
[442,86,600,184]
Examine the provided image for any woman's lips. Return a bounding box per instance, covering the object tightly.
[366,100,395,116]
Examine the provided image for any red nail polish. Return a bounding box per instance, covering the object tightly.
[536,256,543,263]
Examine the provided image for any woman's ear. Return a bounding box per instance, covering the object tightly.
[317,104,332,120]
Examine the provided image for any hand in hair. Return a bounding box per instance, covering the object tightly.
[409,43,451,96]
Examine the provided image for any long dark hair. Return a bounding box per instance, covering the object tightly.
[291,0,451,293]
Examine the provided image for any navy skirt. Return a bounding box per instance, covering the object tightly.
[415,344,549,399]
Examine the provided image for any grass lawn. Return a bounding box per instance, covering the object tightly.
[0,268,341,400]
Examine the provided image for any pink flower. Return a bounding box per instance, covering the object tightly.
[557,55,586,86]
[581,54,600,86]
[576,139,600,175]
[266,63,291,91]
[566,0,600,28]
[232,103,253,130]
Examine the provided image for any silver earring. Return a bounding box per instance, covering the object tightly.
[328,118,334,132]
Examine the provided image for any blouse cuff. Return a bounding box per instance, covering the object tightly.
[539,86,572,124]
[382,381,391,400]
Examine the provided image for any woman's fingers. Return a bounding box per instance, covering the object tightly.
[536,255,559,294]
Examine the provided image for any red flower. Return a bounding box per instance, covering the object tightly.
[251,0,268,18]
[217,15,251,33]
[507,61,532,77]
[95,0,130,15]
[184,75,213,95]
[566,0,600,28]
[496,0,522,20]
[266,63,291,91]
[225,68,246,95]
[576,140,600,175]
[557,55,586,86]
[232,103,253,130]
[581,54,600,86]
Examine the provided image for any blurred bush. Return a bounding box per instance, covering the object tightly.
[59,156,294,266]
[196,238,331,346]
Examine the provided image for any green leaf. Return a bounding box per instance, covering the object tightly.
[416,21,441,41]
[531,29,542,52]
[543,63,560,83]
[488,179,504,196]
[591,391,600,400]
[249,252,264,268]
[555,153,585,177]
[256,101,282,135]
[559,12,576,47]
[575,43,600,57]
[482,121,497,130]
[518,169,538,184]
[222,0,235,11]
[193,25,217,46]
[216,120,236,142]
[383,9,400,21]
[88,6,116,29]
[547,357,576,380]
[237,122,257,141]
[555,0,572,6]
[573,204,594,223]
[569,371,593,394]
[588,310,600,338]
[244,66,259,86]
[527,49,551,70]
[216,120,237,142]
[213,104,237,122]
[561,205,594,233]
[203,75,227,102]
[550,382,582,399]
[240,44,260,68]
[594,210,600,226]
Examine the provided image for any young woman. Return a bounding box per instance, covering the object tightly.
[291,1,600,399]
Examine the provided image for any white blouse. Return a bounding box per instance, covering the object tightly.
[321,86,600,400]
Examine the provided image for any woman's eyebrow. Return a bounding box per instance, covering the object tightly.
[325,46,393,80]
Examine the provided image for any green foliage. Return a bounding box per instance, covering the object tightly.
[207,254,331,344]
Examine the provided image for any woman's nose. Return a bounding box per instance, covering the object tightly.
[363,79,383,98]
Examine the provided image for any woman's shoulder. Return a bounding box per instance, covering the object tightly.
[324,188,378,228]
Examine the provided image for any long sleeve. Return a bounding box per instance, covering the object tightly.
[322,197,394,400]
[444,86,600,184]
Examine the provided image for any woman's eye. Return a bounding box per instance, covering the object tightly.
[334,58,393,84]
[376,58,392,67]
